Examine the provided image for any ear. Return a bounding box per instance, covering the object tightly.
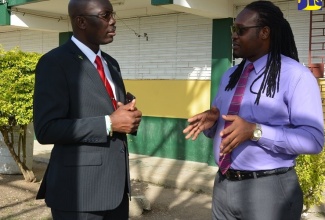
[260,26,270,40]
[75,16,87,30]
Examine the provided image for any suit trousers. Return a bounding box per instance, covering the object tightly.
[212,168,303,220]
[51,190,129,220]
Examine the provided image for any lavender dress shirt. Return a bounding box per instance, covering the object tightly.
[206,54,324,171]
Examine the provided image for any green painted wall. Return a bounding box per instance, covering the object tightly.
[59,32,73,45]
[151,0,173,6]
[128,116,215,166]
[0,2,10,25]
[8,0,41,7]
[0,0,43,25]
[211,18,233,101]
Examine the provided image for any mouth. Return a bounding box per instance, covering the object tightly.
[232,43,239,50]
[108,26,116,36]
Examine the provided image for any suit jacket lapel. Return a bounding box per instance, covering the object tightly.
[65,40,116,111]
[102,54,125,104]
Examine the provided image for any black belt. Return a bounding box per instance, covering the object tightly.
[219,167,293,181]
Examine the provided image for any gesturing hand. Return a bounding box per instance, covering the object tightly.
[183,107,220,140]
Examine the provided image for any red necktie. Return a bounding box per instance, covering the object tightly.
[95,55,117,110]
[219,63,254,174]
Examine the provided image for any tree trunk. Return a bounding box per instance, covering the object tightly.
[0,126,36,182]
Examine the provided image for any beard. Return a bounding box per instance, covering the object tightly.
[232,52,242,59]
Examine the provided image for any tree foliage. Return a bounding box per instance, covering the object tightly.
[296,149,325,212]
[0,46,42,182]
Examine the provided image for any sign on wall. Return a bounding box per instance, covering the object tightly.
[298,0,323,10]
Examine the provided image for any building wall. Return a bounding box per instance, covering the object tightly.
[104,13,212,80]
[0,2,312,165]
[0,29,58,53]
[0,13,215,165]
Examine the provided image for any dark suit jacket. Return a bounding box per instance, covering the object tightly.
[33,40,130,212]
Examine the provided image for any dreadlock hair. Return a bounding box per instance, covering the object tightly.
[225,0,299,104]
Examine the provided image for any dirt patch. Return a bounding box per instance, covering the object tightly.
[0,161,170,220]
[0,161,159,220]
[2,161,323,220]
[0,161,51,220]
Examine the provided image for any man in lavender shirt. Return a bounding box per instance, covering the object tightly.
[183,1,324,220]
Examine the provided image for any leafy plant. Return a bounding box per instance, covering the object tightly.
[0,46,42,182]
[296,149,325,212]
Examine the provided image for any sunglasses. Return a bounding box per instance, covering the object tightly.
[230,25,263,36]
[79,11,116,22]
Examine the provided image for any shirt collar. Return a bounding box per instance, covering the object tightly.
[245,54,268,75]
[71,36,102,63]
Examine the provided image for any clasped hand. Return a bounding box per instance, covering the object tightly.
[109,99,142,134]
[219,115,255,155]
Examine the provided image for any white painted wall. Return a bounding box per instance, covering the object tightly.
[0,4,312,80]
[104,13,213,80]
[1,13,212,80]
[0,29,58,54]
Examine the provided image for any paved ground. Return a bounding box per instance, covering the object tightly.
[1,141,323,220]
[0,161,213,220]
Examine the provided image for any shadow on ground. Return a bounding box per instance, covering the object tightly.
[1,161,324,220]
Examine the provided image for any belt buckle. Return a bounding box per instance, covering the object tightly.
[225,171,230,179]
[236,171,242,180]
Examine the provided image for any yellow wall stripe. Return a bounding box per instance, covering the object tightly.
[124,80,211,119]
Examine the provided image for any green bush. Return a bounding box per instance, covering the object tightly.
[0,46,42,182]
[0,47,41,125]
[296,149,325,212]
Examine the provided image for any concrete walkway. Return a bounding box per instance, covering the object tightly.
[33,140,217,195]
[33,141,325,219]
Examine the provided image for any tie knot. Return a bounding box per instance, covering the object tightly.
[241,63,254,78]
[95,55,102,66]
[245,63,254,73]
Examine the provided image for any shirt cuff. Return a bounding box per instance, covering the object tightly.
[203,121,218,138]
[105,115,113,136]
[257,124,276,150]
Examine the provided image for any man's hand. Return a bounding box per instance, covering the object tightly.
[219,115,255,155]
[183,107,220,140]
[110,99,142,134]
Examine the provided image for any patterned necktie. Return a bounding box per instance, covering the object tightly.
[219,63,254,174]
[95,55,117,110]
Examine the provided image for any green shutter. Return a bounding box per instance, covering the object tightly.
[151,0,173,6]
[0,3,10,25]
[211,18,233,101]
[59,32,73,45]
[8,0,40,7]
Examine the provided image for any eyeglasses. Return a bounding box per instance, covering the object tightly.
[79,11,116,22]
[230,25,263,36]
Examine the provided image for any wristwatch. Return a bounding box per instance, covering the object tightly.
[251,123,262,141]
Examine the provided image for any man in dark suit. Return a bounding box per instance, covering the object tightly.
[33,0,142,219]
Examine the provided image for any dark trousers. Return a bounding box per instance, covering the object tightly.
[51,191,129,220]
[212,168,303,220]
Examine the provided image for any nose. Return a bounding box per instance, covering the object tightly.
[231,31,238,39]
[109,15,116,25]
[109,19,115,25]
